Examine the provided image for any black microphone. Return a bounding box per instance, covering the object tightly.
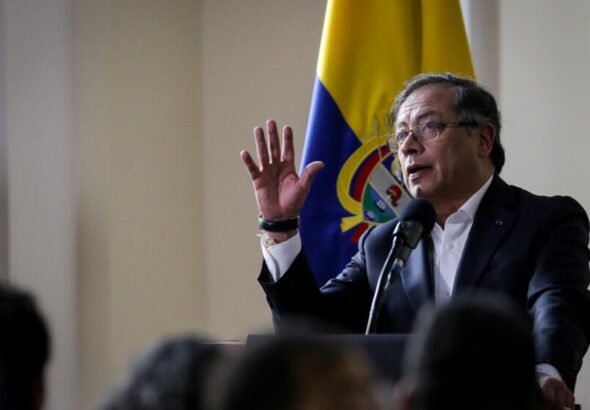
[365,198,436,334]
[389,198,436,270]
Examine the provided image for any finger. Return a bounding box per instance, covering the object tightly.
[553,388,566,409]
[564,385,575,408]
[542,382,563,410]
[282,125,295,162]
[299,161,325,191]
[240,150,261,180]
[556,387,573,408]
[544,379,573,410]
[541,383,555,405]
[564,390,575,410]
[254,126,270,166]
[267,119,281,163]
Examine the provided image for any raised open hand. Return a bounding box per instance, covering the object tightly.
[241,119,324,224]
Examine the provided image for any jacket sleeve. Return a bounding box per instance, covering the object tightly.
[258,225,378,333]
[528,196,590,390]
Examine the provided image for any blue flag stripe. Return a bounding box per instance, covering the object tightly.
[300,78,362,285]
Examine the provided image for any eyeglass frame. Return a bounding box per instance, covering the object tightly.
[388,120,480,150]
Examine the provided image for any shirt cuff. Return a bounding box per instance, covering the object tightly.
[535,363,563,380]
[261,232,302,282]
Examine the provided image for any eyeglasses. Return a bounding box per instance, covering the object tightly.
[388,121,479,149]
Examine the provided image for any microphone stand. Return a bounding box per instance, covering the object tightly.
[363,203,432,335]
[365,238,405,334]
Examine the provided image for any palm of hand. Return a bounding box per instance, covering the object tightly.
[241,119,324,222]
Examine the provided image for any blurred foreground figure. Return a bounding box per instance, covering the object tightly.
[392,294,539,410]
[216,336,380,410]
[0,284,50,410]
[101,335,223,410]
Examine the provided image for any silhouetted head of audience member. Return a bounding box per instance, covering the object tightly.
[0,283,51,410]
[101,334,223,410]
[216,336,380,410]
[393,293,538,410]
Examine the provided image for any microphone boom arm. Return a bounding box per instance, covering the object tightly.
[365,220,424,335]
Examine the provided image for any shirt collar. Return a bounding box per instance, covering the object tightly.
[459,174,494,221]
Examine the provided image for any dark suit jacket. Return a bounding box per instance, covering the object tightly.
[259,176,590,389]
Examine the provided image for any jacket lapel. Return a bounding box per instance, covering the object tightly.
[453,177,517,292]
[400,235,434,312]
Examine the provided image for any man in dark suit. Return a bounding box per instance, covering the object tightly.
[240,73,590,409]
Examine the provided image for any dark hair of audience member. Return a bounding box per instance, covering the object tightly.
[399,293,538,410]
[215,336,379,410]
[0,283,51,410]
[101,335,223,410]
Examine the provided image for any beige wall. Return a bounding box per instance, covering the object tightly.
[2,0,590,409]
[201,0,326,339]
[76,0,325,404]
[498,0,590,212]
[76,0,206,406]
[3,0,79,409]
[496,1,590,405]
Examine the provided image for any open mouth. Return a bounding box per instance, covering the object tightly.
[406,164,431,176]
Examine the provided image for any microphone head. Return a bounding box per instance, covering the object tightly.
[399,198,436,237]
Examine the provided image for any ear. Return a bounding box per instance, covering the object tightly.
[391,379,416,410]
[477,122,495,158]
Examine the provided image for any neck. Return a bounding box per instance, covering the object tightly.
[434,201,463,228]
[433,172,493,228]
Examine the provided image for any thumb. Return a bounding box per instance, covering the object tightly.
[299,161,324,190]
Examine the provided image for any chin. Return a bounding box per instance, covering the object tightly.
[409,185,424,198]
[410,185,433,200]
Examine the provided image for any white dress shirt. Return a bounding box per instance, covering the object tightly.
[261,232,301,282]
[431,175,492,302]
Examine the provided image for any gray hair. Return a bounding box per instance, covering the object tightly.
[389,73,505,174]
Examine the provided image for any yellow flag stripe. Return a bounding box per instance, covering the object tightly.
[317,0,474,143]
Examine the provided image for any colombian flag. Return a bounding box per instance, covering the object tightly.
[300,0,475,285]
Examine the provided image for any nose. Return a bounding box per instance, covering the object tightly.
[398,130,422,157]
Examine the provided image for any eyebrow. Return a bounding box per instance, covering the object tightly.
[396,109,442,128]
